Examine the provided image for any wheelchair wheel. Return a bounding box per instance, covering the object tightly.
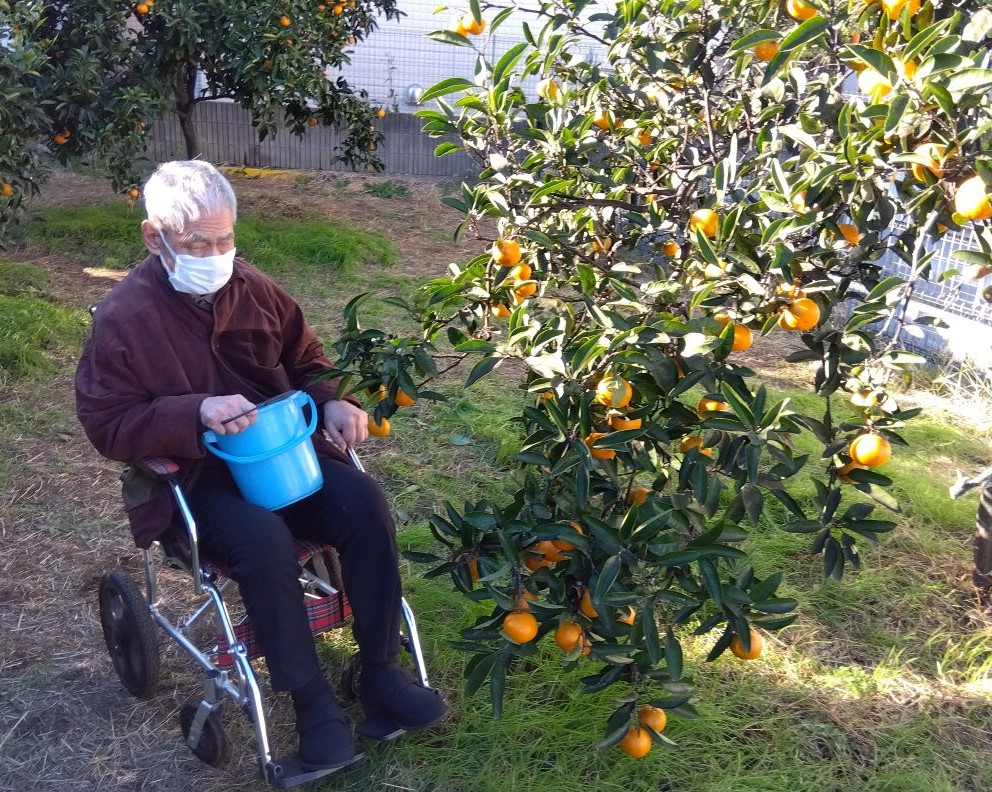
[180,703,231,767]
[98,569,160,700]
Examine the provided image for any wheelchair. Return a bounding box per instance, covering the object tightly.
[96,446,431,789]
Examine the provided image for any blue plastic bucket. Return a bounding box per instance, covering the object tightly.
[202,390,323,511]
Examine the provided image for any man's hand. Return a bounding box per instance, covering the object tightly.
[323,399,369,450]
[200,394,257,435]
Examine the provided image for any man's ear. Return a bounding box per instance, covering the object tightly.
[140,220,167,260]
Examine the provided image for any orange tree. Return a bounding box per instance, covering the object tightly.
[0,0,399,243]
[336,0,992,753]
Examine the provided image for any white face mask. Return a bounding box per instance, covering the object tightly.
[158,232,236,295]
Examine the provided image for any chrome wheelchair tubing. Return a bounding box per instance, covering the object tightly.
[400,597,429,688]
[299,568,338,597]
[180,578,233,632]
[234,645,276,775]
[169,480,204,594]
[142,547,159,606]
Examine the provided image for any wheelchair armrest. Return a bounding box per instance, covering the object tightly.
[137,456,180,481]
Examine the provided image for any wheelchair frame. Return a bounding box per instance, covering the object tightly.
[98,448,430,789]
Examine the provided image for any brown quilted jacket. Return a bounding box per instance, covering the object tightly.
[75,254,354,547]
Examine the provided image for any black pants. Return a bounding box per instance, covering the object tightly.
[186,457,401,692]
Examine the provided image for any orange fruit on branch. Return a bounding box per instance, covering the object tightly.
[513,282,537,302]
[502,610,538,643]
[1,182,13,198]
[729,627,764,660]
[394,388,416,407]
[555,620,583,651]
[777,297,820,331]
[753,41,780,62]
[858,69,893,103]
[715,315,753,352]
[618,726,652,758]
[508,262,532,281]
[680,435,713,457]
[910,143,945,181]
[584,432,616,459]
[367,415,391,437]
[592,109,612,130]
[492,238,521,267]
[595,375,633,408]
[609,414,642,431]
[696,397,728,417]
[462,15,485,35]
[785,0,819,21]
[955,176,992,222]
[279,14,291,26]
[689,208,719,238]
[882,0,919,20]
[536,78,559,100]
[638,705,667,733]
[662,239,680,257]
[627,486,650,506]
[579,588,599,618]
[849,433,891,467]
[837,223,861,246]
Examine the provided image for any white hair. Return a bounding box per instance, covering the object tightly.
[143,160,237,234]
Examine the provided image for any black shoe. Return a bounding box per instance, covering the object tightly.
[358,663,447,738]
[292,675,363,770]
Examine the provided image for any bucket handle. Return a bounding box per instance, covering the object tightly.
[202,391,318,465]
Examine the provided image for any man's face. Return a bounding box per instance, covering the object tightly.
[140,208,235,271]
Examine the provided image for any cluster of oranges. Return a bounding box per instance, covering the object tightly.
[488,239,537,314]
[52,129,71,146]
[365,382,417,437]
[135,1,154,15]
[582,374,636,461]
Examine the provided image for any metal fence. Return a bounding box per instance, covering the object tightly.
[145,102,478,178]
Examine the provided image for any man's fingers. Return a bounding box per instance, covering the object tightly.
[324,422,347,450]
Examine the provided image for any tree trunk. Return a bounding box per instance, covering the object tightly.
[975,481,992,604]
[174,68,201,160]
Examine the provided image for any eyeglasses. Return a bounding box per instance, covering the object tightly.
[163,232,236,257]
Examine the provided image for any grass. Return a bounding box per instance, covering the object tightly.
[0,260,86,378]
[364,180,413,199]
[16,203,397,278]
[3,179,992,792]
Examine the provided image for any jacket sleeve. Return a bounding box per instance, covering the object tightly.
[275,286,361,409]
[75,320,211,463]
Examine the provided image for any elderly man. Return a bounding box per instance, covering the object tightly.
[75,160,445,771]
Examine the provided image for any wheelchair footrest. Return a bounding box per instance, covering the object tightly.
[215,591,352,668]
[266,752,364,789]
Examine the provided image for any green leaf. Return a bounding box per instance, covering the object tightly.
[466,355,499,387]
[434,142,460,156]
[729,29,780,54]
[664,627,683,680]
[464,651,498,696]
[945,69,992,95]
[780,16,828,52]
[420,77,477,103]
[493,42,529,86]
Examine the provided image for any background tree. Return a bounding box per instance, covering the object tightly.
[329,0,992,755]
[0,0,399,242]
